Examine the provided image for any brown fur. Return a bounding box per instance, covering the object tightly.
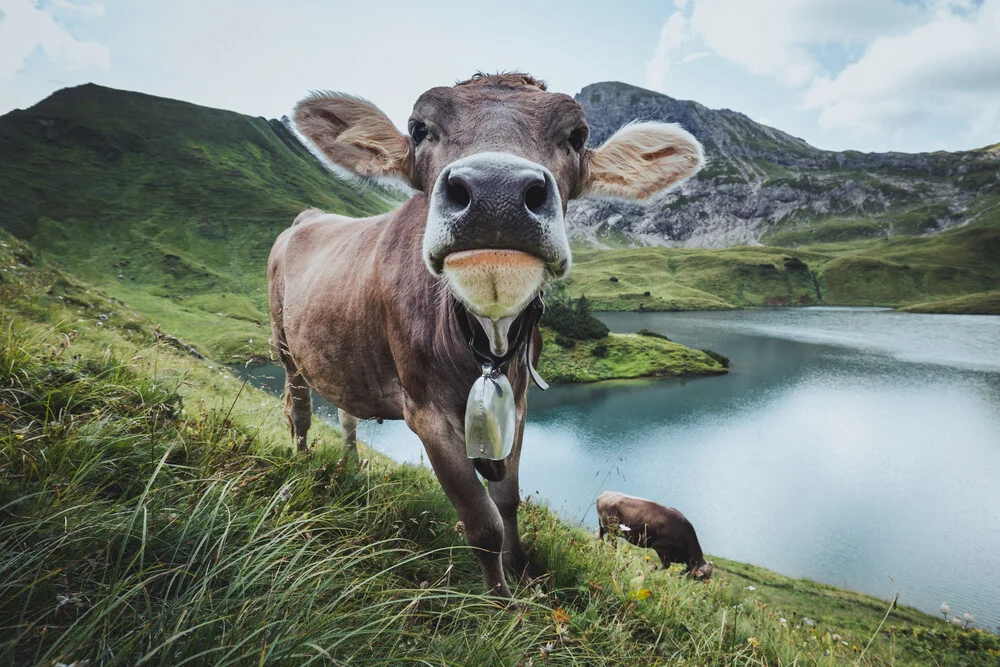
[597,491,713,580]
[270,74,704,597]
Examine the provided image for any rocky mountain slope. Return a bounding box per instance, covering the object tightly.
[569,82,1000,248]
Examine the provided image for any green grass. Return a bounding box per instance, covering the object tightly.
[899,291,1000,315]
[0,84,400,360]
[564,246,823,310]
[3,207,1000,666]
[763,218,889,246]
[538,329,726,383]
[562,216,1000,311]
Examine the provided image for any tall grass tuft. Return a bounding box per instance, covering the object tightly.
[3,328,1000,665]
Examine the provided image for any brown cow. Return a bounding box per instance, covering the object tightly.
[268,73,703,596]
[597,491,713,580]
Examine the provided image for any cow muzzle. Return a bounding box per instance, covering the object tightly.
[423,152,572,333]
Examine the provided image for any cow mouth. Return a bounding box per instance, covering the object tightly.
[441,249,548,328]
[454,295,542,363]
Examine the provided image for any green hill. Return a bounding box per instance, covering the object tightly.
[0,83,399,359]
[563,216,1000,310]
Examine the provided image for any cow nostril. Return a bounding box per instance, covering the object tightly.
[524,182,548,215]
[445,174,472,209]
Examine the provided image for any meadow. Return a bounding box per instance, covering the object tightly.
[3,216,999,666]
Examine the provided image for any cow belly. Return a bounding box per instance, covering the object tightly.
[284,324,405,421]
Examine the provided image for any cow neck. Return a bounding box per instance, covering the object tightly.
[453,296,548,390]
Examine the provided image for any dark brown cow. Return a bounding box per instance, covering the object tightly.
[268,74,703,596]
[597,491,713,580]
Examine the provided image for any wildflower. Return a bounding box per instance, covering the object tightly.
[940,602,951,617]
[618,524,631,532]
[552,608,570,625]
[747,637,759,648]
[277,483,293,502]
[803,617,816,627]
[963,611,975,626]
[951,616,964,627]
[831,634,841,643]
[780,617,787,628]
[746,585,756,591]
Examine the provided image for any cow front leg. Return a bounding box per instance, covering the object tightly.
[406,405,511,598]
[488,415,529,582]
[337,408,358,458]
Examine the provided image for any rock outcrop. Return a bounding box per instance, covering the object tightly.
[570,82,1000,248]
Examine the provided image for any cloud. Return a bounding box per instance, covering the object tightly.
[803,1,1000,142]
[645,0,1000,147]
[51,0,105,18]
[646,0,921,90]
[0,0,109,80]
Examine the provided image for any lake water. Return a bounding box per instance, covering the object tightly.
[238,308,1000,630]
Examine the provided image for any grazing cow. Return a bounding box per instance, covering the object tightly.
[268,73,703,596]
[597,491,713,580]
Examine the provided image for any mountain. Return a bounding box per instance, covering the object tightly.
[569,82,1000,248]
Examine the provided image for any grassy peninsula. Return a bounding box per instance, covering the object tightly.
[899,291,1000,315]
[538,329,726,383]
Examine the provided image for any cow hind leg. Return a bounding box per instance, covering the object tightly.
[337,408,358,457]
[272,324,312,453]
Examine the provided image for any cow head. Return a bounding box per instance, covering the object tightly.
[293,74,703,353]
[692,560,714,581]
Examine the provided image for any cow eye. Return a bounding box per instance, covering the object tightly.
[568,127,588,152]
[410,121,429,146]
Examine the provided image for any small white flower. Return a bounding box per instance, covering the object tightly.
[803,617,816,627]
[746,585,756,591]
[278,483,293,502]
[940,602,951,616]
[963,611,974,624]
[779,617,787,627]
[831,634,841,643]
[618,524,631,532]
[951,616,964,627]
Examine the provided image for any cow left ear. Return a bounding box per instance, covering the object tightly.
[292,92,413,184]
[581,122,703,200]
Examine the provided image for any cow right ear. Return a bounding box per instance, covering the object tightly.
[292,92,414,185]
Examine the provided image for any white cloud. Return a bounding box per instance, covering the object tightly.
[803,0,1000,144]
[51,1,105,18]
[647,0,921,89]
[0,0,109,80]
[645,0,1000,149]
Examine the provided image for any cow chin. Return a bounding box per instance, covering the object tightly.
[442,249,546,321]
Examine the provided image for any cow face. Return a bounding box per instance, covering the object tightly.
[693,560,714,581]
[293,74,702,351]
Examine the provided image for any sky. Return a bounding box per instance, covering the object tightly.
[0,0,997,153]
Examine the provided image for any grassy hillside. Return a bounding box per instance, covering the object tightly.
[3,231,999,666]
[564,215,1000,311]
[899,291,1000,315]
[0,84,399,359]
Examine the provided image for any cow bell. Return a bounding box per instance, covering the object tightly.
[464,363,516,461]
